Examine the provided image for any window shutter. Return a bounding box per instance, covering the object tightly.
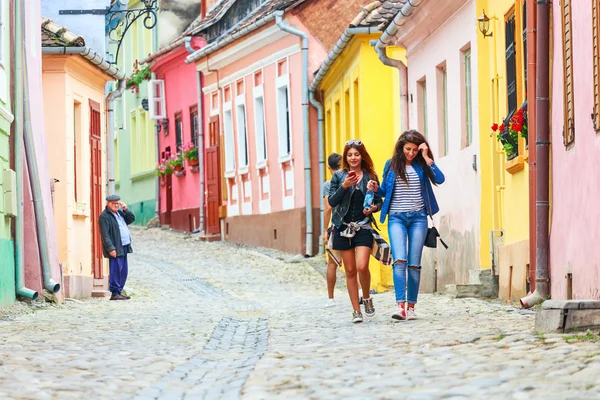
[522,2,527,90]
[562,0,575,145]
[148,80,166,120]
[593,0,600,130]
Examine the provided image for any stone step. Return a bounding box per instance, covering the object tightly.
[445,282,498,299]
[536,300,600,333]
[468,269,498,285]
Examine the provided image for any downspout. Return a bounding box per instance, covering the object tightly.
[106,80,126,195]
[374,0,424,132]
[186,37,206,233]
[308,26,378,255]
[13,0,38,300]
[521,0,550,308]
[275,11,313,256]
[526,0,537,293]
[22,49,60,294]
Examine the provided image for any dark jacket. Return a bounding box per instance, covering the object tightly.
[328,169,382,229]
[99,207,135,258]
[377,158,445,223]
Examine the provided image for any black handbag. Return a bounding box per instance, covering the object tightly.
[423,181,448,249]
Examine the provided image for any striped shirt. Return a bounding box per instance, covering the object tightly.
[389,165,425,212]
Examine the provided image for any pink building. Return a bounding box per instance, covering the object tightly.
[146,36,206,233]
[185,0,363,254]
[550,0,600,299]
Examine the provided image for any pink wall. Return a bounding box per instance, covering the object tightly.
[24,0,64,301]
[550,0,600,299]
[154,47,202,215]
[201,17,327,221]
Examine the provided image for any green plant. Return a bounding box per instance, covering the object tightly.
[126,61,151,94]
[491,104,528,159]
[166,152,184,171]
[155,159,173,177]
[564,329,600,343]
[182,142,198,164]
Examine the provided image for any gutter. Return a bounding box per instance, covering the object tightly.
[185,13,277,64]
[521,0,550,309]
[373,0,424,132]
[42,47,125,80]
[140,37,186,65]
[274,11,314,256]
[13,0,38,300]
[308,26,378,254]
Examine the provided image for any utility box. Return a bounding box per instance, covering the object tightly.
[2,169,17,217]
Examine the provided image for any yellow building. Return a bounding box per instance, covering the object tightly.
[476,0,531,302]
[313,17,405,292]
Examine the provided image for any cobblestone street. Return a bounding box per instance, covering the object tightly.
[0,227,599,400]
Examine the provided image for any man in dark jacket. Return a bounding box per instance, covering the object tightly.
[99,194,135,300]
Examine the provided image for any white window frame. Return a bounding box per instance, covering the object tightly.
[464,48,473,148]
[223,101,236,177]
[275,74,292,163]
[235,94,249,174]
[253,84,267,169]
[148,79,166,120]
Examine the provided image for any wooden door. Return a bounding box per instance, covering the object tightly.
[89,100,103,279]
[162,147,173,225]
[206,116,221,234]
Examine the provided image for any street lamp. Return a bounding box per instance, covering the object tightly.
[478,10,493,38]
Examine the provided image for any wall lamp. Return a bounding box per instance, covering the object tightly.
[161,118,169,135]
[478,10,493,38]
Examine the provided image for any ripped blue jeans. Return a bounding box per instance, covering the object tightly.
[388,210,428,304]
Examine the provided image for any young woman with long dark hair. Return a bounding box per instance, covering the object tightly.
[368,130,445,321]
[328,140,382,323]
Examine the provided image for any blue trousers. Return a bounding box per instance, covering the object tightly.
[109,246,129,295]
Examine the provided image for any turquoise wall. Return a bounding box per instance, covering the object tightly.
[0,239,16,306]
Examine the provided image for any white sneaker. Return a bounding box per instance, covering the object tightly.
[407,308,418,320]
[325,298,336,308]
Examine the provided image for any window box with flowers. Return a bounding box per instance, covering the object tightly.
[156,159,174,185]
[126,61,152,95]
[167,152,185,177]
[182,142,199,172]
[491,100,528,174]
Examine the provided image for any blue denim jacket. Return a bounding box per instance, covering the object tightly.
[377,159,445,224]
[328,169,383,229]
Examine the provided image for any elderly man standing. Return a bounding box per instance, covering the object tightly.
[99,194,136,300]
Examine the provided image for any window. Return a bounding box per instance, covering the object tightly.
[437,64,448,156]
[335,100,341,151]
[345,88,350,138]
[522,2,528,91]
[73,101,82,202]
[353,79,359,137]
[276,75,292,160]
[562,0,575,146]
[148,80,166,120]
[223,102,235,174]
[418,78,428,137]
[190,105,198,148]
[464,48,473,148]
[130,112,138,172]
[254,85,267,167]
[235,95,249,170]
[505,14,518,118]
[594,1,600,131]
[0,0,5,103]
[175,112,183,163]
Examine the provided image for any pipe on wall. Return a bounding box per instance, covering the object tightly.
[275,11,314,256]
[308,90,324,254]
[13,0,38,300]
[374,46,409,132]
[521,0,550,309]
[106,79,125,195]
[526,0,537,294]
[22,50,60,294]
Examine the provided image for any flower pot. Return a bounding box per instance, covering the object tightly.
[173,164,184,172]
[188,158,199,167]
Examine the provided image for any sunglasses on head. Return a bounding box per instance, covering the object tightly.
[346,140,362,146]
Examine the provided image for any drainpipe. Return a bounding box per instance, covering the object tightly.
[521,0,550,309]
[308,26,377,255]
[526,0,537,293]
[106,80,126,195]
[308,90,324,254]
[373,0,423,132]
[13,0,37,300]
[275,11,314,256]
[22,51,60,294]
[186,37,206,232]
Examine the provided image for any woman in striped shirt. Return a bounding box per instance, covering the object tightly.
[368,130,445,321]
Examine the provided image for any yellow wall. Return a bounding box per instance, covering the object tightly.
[476,0,530,271]
[320,35,405,292]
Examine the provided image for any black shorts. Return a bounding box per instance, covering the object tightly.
[331,225,374,251]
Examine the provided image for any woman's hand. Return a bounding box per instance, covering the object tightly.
[342,173,359,189]
[363,205,377,216]
[367,180,379,191]
[419,143,434,166]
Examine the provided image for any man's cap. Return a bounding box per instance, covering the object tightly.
[106,194,121,202]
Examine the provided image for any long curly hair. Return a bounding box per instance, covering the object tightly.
[390,130,435,184]
[342,141,379,183]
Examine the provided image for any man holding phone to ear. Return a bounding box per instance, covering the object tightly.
[99,194,136,300]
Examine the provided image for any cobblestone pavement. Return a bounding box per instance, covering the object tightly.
[0,227,599,400]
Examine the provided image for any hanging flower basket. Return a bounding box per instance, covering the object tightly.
[491,101,528,160]
[182,142,199,167]
[126,61,152,94]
